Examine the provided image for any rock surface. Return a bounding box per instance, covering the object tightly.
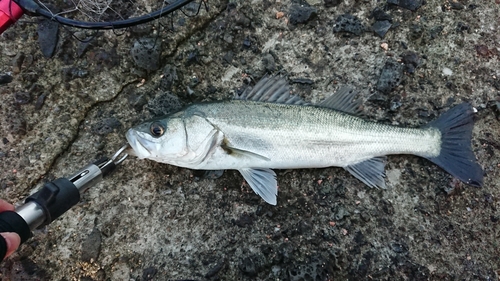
[0,0,499,280]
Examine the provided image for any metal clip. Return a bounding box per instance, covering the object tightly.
[94,145,129,178]
[111,145,129,166]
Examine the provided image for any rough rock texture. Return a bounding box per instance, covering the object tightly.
[1,0,499,280]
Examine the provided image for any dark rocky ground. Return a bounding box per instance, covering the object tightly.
[1,0,499,280]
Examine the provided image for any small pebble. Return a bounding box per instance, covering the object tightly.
[37,18,59,58]
[288,4,317,25]
[376,59,404,93]
[159,65,178,91]
[205,261,225,278]
[401,51,421,74]
[243,37,252,48]
[12,53,25,74]
[450,1,465,10]
[0,73,13,84]
[14,92,31,104]
[324,0,341,7]
[372,20,392,38]
[142,267,157,281]
[387,0,423,11]
[495,101,500,120]
[333,14,366,36]
[371,7,392,21]
[262,53,276,72]
[81,228,102,262]
[475,45,490,57]
[391,242,408,253]
[442,67,453,76]
[62,67,88,81]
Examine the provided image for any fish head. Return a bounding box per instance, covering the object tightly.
[126,117,190,164]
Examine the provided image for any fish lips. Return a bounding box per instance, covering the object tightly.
[125,129,151,159]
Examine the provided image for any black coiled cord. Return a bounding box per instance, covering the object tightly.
[15,0,195,29]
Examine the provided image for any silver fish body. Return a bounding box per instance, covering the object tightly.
[128,100,440,169]
[126,77,483,205]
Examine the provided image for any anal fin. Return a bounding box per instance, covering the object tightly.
[238,168,277,205]
[344,156,387,188]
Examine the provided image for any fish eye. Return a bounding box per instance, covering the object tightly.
[150,122,165,137]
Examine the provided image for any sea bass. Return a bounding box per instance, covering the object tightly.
[126,76,483,205]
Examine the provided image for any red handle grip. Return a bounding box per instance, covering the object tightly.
[0,0,24,34]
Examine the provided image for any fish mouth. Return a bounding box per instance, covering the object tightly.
[125,129,151,159]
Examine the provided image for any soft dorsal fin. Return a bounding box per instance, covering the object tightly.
[235,76,308,105]
[319,86,363,116]
[344,156,387,188]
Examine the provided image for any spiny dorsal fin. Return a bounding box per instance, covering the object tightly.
[319,86,363,116]
[234,76,308,105]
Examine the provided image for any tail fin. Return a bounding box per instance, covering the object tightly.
[424,103,483,187]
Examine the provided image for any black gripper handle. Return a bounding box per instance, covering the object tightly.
[0,211,31,260]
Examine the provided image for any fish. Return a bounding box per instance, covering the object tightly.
[126,76,483,205]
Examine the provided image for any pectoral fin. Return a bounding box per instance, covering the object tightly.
[344,157,387,188]
[221,144,270,161]
[238,168,277,205]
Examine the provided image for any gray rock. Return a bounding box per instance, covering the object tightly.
[81,228,102,262]
[142,267,157,281]
[14,92,31,105]
[372,20,392,38]
[131,38,162,71]
[0,73,13,84]
[376,59,404,93]
[37,19,59,58]
[91,117,122,135]
[289,4,317,25]
[333,14,366,36]
[147,92,182,117]
[387,0,423,11]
